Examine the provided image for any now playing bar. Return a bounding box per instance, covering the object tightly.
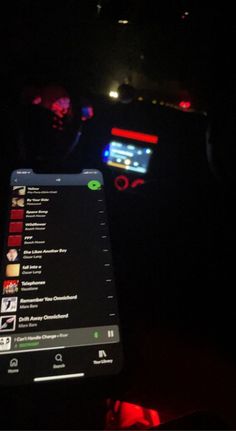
[0,325,119,354]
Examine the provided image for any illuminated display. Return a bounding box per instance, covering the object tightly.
[0,170,122,385]
[104,142,153,174]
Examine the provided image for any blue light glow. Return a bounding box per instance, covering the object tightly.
[102,146,111,162]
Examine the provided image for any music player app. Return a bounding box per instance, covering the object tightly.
[0,170,122,384]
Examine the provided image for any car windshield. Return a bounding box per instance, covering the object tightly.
[1,2,232,108]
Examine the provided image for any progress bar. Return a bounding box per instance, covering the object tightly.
[34,373,85,382]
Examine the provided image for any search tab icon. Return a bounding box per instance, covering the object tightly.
[55,353,63,362]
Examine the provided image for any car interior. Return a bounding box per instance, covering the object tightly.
[0,1,236,429]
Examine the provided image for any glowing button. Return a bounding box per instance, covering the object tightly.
[114,176,129,191]
[131,179,145,188]
[133,162,139,167]
[124,159,131,165]
[88,180,101,191]
[93,331,99,339]
[146,149,152,154]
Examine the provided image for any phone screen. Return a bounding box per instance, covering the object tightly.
[0,169,122,385]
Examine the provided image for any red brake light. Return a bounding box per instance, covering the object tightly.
[179,101,191,109]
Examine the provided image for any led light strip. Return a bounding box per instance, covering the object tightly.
[111,128,159,144]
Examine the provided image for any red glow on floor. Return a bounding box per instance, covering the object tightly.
[111,128,159,144]
[105,400,161,429]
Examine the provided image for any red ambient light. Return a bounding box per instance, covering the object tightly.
[179,101,191,109]
[131,179,145,188]
[111,128,158,144]
[114,175,129,191]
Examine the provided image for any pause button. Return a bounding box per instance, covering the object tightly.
[108,330,114,338]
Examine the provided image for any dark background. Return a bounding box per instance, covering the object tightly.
[0,1,236,429]
[1,0,235,110]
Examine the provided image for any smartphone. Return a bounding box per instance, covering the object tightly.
[0,169,122,385]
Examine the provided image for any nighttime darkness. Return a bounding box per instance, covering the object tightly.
[1,1,234,107]
[0,1,236,430]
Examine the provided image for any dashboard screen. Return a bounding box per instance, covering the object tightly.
[0,169,122,385]
[105,141,153,174]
